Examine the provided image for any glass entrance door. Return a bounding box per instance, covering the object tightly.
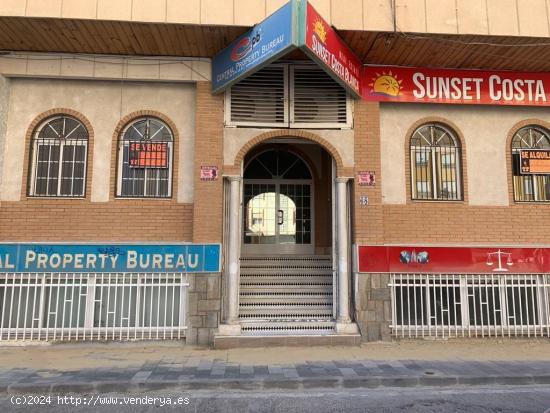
[243,181,313,255]
[242,149,314,255]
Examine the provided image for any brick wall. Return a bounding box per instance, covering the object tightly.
[0,199,193,241]
[192,82,224,243]
[353,100,384,245]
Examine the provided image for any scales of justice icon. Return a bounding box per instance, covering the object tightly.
[486,249,514,272]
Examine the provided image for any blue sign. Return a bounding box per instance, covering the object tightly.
[0,244,221,273]
[212,1,296,94]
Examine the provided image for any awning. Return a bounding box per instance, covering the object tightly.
[211,0,362,98]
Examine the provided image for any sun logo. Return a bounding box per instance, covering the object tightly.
[313,18,327,43]
[369,71,403,97]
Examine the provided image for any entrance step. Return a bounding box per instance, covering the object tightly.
[214,334,361,349]
[240,320,335,335]
[238,255,335,336]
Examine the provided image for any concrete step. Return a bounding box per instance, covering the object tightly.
[239,309,333,318]
[240,320,335,336]
[213,334,361,348]
[240,284,333,293]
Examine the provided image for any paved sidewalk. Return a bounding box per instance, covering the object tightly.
[0,340,549,393]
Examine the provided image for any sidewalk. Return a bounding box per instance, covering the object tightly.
[0,339,549,393]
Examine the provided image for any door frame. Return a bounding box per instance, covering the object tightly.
[241,178,315,256]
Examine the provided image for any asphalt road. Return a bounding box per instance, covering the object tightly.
[3,385,550,412]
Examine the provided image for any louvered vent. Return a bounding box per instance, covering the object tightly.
[292,66,348,125]
[227,63,350,128]
[230,65,286,125]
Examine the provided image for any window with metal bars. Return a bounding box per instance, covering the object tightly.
[116,117,173,198]
[410,123,462,201]
[226,63,351,128]
[391,274,549,338]
[28,115,89,197]
[511,125,550,202]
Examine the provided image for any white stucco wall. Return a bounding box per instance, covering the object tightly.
[380,103,550,206]
[0,76,9,198]
[223,127,354,171]
[0,78,195,202]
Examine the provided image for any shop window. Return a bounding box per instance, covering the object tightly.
[116,117,173,198]
[410,123,462,201]
[28,115,89,197]
[226,63,352,128]
[511,125,550,202]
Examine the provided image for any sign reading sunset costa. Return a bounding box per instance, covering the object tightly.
[362,65,550,106]
[303,2,362,97]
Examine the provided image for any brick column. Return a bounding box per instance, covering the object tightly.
[187,82,224,345]
[353,100,384,245]
[192,82,224,243]
[353,101,391,341]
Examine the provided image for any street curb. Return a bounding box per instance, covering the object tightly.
[3,375,549,394]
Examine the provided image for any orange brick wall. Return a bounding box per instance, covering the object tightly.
[192,82,224,243]
[353,100,384,245]
[0,199,193,241]
[354,101,550,246]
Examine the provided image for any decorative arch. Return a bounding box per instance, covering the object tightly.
[226,130,347,176]
[22,108,94,200]
[244,144,319,181]
[110,110,180,200]
[403,116,468,203]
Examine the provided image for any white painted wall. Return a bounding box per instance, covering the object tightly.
[380,103,550,206]
[0,76,9,199]
[0,78,195,202]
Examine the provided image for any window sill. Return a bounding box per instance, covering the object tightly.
[513,200,550,204]
[26,196,86,200]
[114,197,173,201]
[410,199,465,204]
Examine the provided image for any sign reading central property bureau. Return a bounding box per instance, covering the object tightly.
[0,244,221,273]
[211,1,294,94]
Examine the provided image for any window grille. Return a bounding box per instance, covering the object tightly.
[410,123,462,201]
[390,273,550,338]
[511,126,550,202]
[28,115,88,197]
[226,63,351,128]
[116,117,173,198]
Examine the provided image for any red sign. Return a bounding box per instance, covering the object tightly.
[358,246,550,274]
[200,166,218,181]
[362,65,550,106]
[129,142,168,168]
[357,171,375,186]
[520,150,550,174]
[303,2,362,97]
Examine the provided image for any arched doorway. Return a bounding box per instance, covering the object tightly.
[218,138,359,339]
[242,148,314,255]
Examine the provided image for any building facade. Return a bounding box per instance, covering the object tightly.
[0,0,549,346]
